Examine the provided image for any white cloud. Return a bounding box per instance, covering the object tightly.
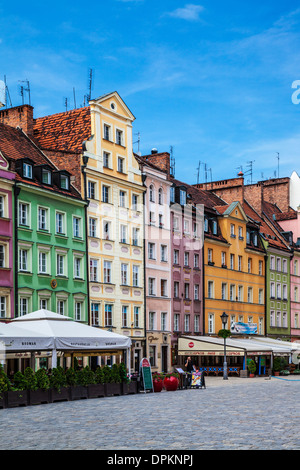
[166,4,204,22]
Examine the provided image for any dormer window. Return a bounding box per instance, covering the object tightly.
[170,186,175,203]
[42,169,52,185]
[60,174,69,190]
[23,162,33,179]
[180,189,186,205]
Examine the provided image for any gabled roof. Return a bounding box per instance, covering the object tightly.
[33,106,91,154]
[0,123,82,199]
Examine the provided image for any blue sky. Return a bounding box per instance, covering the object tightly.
[1,0,300,185]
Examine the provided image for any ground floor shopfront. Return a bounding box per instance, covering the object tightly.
[176,335,299,376]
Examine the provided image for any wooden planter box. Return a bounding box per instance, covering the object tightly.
[6,390,29,408]
[0,394,7,409]
[29,389,51,405]
[50,387,70,403]
[70,385,89,400]
[88,383,106,399]
[105,382,122,396]
[122,381,138,395]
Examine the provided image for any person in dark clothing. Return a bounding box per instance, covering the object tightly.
[200,370,206,389]
[185,357,194,389]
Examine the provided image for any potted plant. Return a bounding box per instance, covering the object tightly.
[70,366,94,400]
[7,370,29,407]
[105,364,122,396]
[0,365,11,409]
[152,372,164,392]
[248,360,256,378]
[89,366,106,398]
[29,368,51,405]
[163,372,179,391]
[49,366,70,402]
[273,357,281,376]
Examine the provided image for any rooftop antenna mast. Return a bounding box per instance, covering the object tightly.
[73,87,77,109]
[18,79,31,106]
[133,132,141,155]
[196,161,202,185]
[3,76,12,108]
[170,146,175,177]
[64,97,68,111]
[85,68,94,105]
[276,152,280,178]
[245,160,255,184]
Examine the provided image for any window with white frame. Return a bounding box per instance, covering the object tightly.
[276,283,281,299]
[161,312,167,331]
[132,194,138,211]
[117,157,125,173]
[276,311,281,327]
[174,313,180,331]
[208,281,214,299]
[73,217,81,238]
[119,190,126,207]
[88,181,96,199]
[74,257,82,279]
[270,282,275,298]
[238,255,242,271]
[116,129,123,146]
[104,124,111,141]
[194,253,199,268]
[259,317,263,335]
[39,297,49,310]
[19,296,29,316]
[57,299,66,315]
[276,257,281,272]
[184,283,189,299]
[149,311,156,330]
[208,248,213,263]
[184,252,189,266]
[174,249,179,264]
[121,263,128,285]
[270,256,275,270]
[105,304,113,327]
[221,252,226,266]
[0,245,5,268]
[184,314,190,332]
[134,306,140,328]
[259,288,264,304]
[104,260,112,283]
[55,212,65,235]
[148,242,156,260]
[91,303,100,326]
[89,217,97,238]
[194,315,200,333]
[133,265,139,287]
[174,281,179,298]
[103,151,110,168]
[170,186,175,203]
[161,279,167,297]
[132,227,140,246]
[194,284,199,300]
[19,202,30,226]
[102,185,110,203]
[60,174,69,190]
[282,259,287,273]
[180,189,186,205]
[0,296,6,318]
[38,250,49,274]
[247,287,253,303]
[230,224,235,237]
[238,285,243,302]
[0,195,5,218]
[222,283,227,300]
[23,162,32,179]
[230,284,235,301]
[283,284,287,300]
[208,314,214,334]
[148,277,156,296]
[149,345,156,367]
[294,260,298,276]
[56,253,66,276]
[283,312,287,328]
[90,258,98,282]
[230,253,234,270]
[149,185,155,202]
[248,258,252,273]
[103,221,111,240]
[75,301,83,321]
[38,207,48,231]
[270,310,275,327]
[19,247,29,272]
[120,224,127,244]
[259,260,263,276]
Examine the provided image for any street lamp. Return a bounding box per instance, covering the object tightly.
[220,312,229,380]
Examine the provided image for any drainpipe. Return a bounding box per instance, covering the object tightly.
[14,183,21,318]
[81,154,90,325]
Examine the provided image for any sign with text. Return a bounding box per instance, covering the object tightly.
[140,357,153,392]
[231,322,257,335]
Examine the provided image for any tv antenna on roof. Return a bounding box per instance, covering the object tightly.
[276,152,280,178]
[196,161,202,185]
[18,79,31,106]
[245,160,255,184]
[134,132,141,155]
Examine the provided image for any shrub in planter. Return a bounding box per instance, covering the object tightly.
[29,368,51,405]
[248,360,256,377]
[0,365,11,408]
[273,357,282,375]
[7,371,28,407]
[65,367,77,387]
[102,365,112,384]
[106,365,122,396]
[89,366,106,398]
[152,373,165,393]
[49,367,70,402]
[70,366,95,400]
[280,370,290,376]
[24,367,38,391]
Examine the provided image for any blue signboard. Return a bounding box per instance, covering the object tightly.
[230,322,257,334]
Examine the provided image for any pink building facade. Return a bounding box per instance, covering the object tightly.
[0,153,15,320]
[138,155,173,373]
[277,208,300,341]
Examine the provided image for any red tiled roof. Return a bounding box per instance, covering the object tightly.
[33,107,91,153]
[0,123,82,199]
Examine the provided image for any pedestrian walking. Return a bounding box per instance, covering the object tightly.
[185,356,194,389]
[200,370,206,389]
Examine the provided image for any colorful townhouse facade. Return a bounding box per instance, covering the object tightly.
[0,122,88,323]
[137,152,173,373]
[0,150,15,320]
[32,93,145,372]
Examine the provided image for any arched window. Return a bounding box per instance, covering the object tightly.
[149,185,155,202]
[158,188,163,205]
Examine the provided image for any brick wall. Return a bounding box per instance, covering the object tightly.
[144,152,170,175]
[0,105,34,136]
[42,150,82,193]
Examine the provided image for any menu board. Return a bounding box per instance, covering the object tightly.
[140,358,153,392]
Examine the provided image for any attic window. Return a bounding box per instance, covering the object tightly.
[42,169,51,185]
[180,189,186,205]
[60,174,69,190]
[23,162,33,179]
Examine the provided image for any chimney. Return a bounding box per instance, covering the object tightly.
[144,150,171,175]
[0,104,34,137]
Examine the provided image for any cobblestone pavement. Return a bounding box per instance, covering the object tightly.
[1,376,300,451]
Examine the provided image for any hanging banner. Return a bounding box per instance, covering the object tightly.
[140,357,153,392]
[231,322,257,334]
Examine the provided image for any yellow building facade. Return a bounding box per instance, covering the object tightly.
[204,201,265,336]
[82,92,145,372]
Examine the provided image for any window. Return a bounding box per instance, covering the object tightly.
[56,253,65,276]
[40,298,48,310]
[222,283,227,300]
[116,129,123,146]
[283,312,287,328]
[149,312,155,330]
[74,257,82,279]
[158,188,163,205]
[160,245,167,262]
[283,284,287,300]
[105,304,113,327]
[238,256,242,272]
[184,314,190,332]
[295,287,298,302]
[149,345,156,367]
[259,318,263,335]
[60,175,69,190]
[120,225,127,243]
[90,259,98,282]
[230,284,235,301]
[208,314,214,334]
[133,265,139,287]
[39,251,48,274]
[149,185,155,202]
[294,260,298,276]
[270,282,275,298]
[73,217,81,238]
[194,315,200,333]
[102,185,110,203]
[57,299,66,316]
[103,151,110,168]
[184,220,189,233]
[0,297,6,318]
[56,212,65,234]
[75,302,82,321]
[132,194,138,211]
[0,245,5,268]
[19,202,29,226]
[212,220,217,235]
[161,312,167,331]
[238,226,243,239]
[117,157,125,173]
[230,224,235,237]
[37,207,48,231]
[104,124,110,141]
[283,259,287,273]
[173,217,179,231]
[221,252,226,266]
[89,218,97,238]
[184,283,189,299]
[259,289,264,304]
[148,243,156,260]
[174,281,179,298]
[103,221,111,240]
[19,248,29,272]
[276,311,281,328]
[270,256,275,270]
[247,287,253,303]
[23,162,32,179]
[204,218,208,232]
[174,250,179,264]
[134,307,140,328]
[180,190,186,205]
[194,254,199,268]
[159,214,163,227]
[184,252,189,266]
[194,284,199,300]
[174,314,180,331]
[119,190,126,207]
[230,253,234,270]
[91,303,100,326]
[0,195,4,218]
[208,248,213,263]
[88,181,96,199]
[170,186,175,203]
[132,227,139,246]
[193,222,198,237]
[276,283,281,299]
[19,297,29,316]
[148,278,156,296]
[238,286,243,302]
[122,306,128,327]
[121,263,128,285]
[259,260,263,276]
[276,258,281,272]
[104,261,112,283]
[248,258,252,274]
[149,211,154,225]
[270,310,275,327]
[208,281,214,299]
[161,279,167,297]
